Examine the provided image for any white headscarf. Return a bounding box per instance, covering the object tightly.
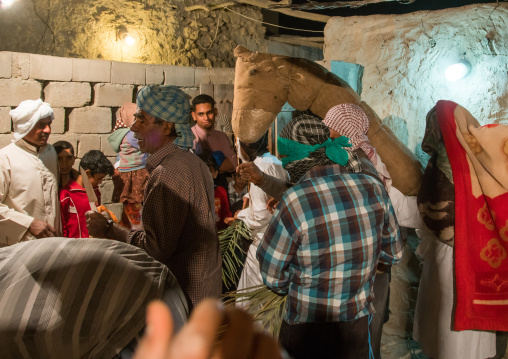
[10,99,54,141]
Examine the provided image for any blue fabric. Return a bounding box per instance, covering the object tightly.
[136,85,194,149]
[211,151,225,169]
[257,164,402,324]
[277,136,351,167]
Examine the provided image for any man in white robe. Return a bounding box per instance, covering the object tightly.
[0,99,60,246]
[236,133,289,294]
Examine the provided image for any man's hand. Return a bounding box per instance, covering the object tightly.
[237,162,264,186]
[28,219,57,238]
[134,300,284,359]
[266,198,279,214]
[85,210,109,238]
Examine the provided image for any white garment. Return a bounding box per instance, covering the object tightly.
[237,153,289,292]
[0,140,61,246]
[10,99,54,141]
[413,229,496,359]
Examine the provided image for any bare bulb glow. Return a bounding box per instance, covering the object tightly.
[445,60,471,82]
[121,33,136,46]
[1,0,16,8]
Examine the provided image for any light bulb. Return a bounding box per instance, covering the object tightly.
[445,60,471,82]
[123,34,135,46]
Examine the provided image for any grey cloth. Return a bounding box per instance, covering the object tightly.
[0,237,189,359]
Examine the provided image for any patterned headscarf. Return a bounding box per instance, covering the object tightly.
[10,99,54,141]
[113,103,137,131]
[323,103,378,166]
[278,113,362,184]
[136,85,194,150]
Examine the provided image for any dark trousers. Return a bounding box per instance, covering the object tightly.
[369,269,391,359]
[278,316,370,359]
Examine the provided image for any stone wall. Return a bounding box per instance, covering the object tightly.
[323,3,508,163]
[0,51,234,211]
[0,1,267,67]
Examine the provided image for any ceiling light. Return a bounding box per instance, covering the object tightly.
[117,26,136,46]
[1,0,16,8]
[445,59,471,82]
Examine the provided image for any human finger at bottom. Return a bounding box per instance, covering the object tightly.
[213,306,255,359]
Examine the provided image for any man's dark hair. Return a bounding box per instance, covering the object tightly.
[240,131,269,161]
[191,94,215,112]
[53,141,75,156]
[197,152,218,172]
[80,150,114,177]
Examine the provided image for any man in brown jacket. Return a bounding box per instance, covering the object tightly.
[87,85,222,307]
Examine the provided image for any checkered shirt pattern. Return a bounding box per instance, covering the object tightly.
[137,85,194,149]
[323,103,378,166]
[278,113,362,183]
[127,142,222,306]
[257,164,402,324]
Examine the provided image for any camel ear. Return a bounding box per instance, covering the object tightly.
[234,45,259,62]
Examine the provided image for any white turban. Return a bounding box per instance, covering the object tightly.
[9,99,54,141]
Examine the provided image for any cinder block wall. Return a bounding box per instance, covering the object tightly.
[0,51,235,209]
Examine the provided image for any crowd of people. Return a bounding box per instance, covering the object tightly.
[0,85,504,359]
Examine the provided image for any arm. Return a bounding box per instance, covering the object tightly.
[237,162,290,202]
[388,186,422,229]
[256,197,300,295]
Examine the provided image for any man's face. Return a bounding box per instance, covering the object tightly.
[192,103,217,131]
[131,109,171,154]
[57,148,75,176]
[23,117,52,147]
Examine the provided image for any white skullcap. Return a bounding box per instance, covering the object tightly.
[9,99,54,141]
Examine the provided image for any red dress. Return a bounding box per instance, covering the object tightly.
[214,186,232,231]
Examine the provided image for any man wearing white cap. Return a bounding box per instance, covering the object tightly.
[0,99,61,246]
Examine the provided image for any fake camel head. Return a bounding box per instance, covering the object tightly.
[232,45,423,195]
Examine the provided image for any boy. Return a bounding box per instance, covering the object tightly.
[59,150,114,238]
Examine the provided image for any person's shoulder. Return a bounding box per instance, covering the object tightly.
[215,185,227,196]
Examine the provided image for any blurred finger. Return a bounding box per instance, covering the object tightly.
[251,332,283,359]
[169,299,224,359]
[134,301,173,359]
[214,306,255,359]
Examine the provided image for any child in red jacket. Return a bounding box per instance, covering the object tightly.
[55,144,114,238]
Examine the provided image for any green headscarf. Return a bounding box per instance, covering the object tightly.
[278,136,351,167]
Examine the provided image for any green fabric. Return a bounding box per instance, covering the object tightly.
[108,128,130,152]
[278,136,351,167]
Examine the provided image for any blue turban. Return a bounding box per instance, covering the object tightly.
[136,85,194,150]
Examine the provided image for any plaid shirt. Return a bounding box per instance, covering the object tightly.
[257,164,402,324]
[127,142,222,306]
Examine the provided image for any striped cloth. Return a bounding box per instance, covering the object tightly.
[137,85,194,150]
[0,238,188,359]
[257,164,403,324]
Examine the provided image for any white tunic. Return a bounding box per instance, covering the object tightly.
[0,140,60,246]
[413,229,496,359]
[237,153,289,292]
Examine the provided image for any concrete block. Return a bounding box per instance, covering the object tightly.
[69,107,112,134]
[94,83,134,107]
[72,58,111,83]
[209,68,235,85]
[180,87,200,103]
[51,107,65,134]
[99,180,115,205]
[100,134,117,157]
[76,134,101,158]
[0,79,42,106]
[48,134,78,153]
[12,53,30,79]
[111,61,146,85]
[164,65,195,87]
[146,65,164,85]
[30,54,72,81]
[0,134,13,149]
[0,52,12,79]
[44,82,91,107]
[194,67,211,86]
[104,202,123,217]
[0,107,11,133]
